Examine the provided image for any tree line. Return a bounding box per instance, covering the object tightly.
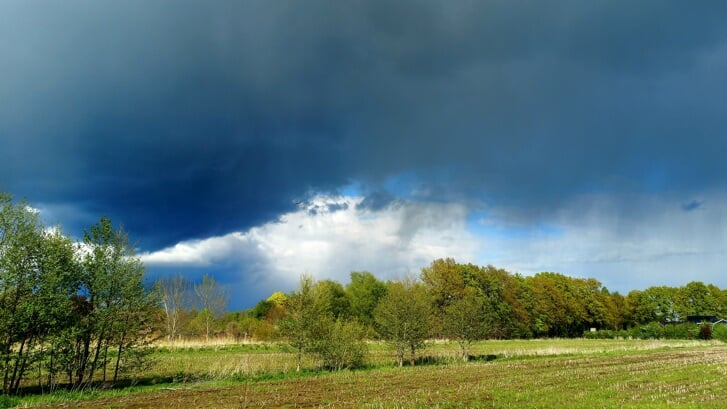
[248,260,725,369]
[158,266,726,349]
[151,256,727,367]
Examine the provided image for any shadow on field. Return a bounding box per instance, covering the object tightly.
[469,353,498,362]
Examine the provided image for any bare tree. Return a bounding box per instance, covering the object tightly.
[193,274,230,342]
[158,275,192,343]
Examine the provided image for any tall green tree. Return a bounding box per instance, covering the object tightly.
[374,278,431,366]
[421,258,467,310]
[422,260,515,339]
[0,194,80,394]
[467,265,515,339]
[39,231,84,392]
[675,281,724,318]
[346,271,387,327]
[527,273,592,337]
[68,216,157,388]
[442,287,488,361]
[626,286,680,325]
[495,271,534,338]
[314,279,351,319]
[279,274,319,372]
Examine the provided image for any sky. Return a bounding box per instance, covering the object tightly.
[2,1,727,309]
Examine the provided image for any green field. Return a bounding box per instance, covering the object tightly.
[12,339,727,408]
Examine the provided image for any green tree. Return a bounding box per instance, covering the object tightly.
[421,258,467,311]
[527,273,594,337]
[498,271,534,338]
[442,287,488,361]
[250,292,286,322]
[575,278,610,331]
[0,194,45,394]
[314,279,351,319]
[374,278,431,366]
[265,291,287,321]
[279,274,319,372]
[33,230,83,392]
[346,271,387,327]
[422,260,518,339]
[250,299,275,320]
[675,281,724,319]
[67,216,158,388]
[467,265,517,339]
[626,286,680,325]
[604,290,627,330]
[0,194,81,394]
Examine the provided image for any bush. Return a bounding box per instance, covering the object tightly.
[312,318,368,371]
[663,323,697,340]
[626,322,665,339]
[712,324,727,342]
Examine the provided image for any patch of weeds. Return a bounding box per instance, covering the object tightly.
[250,368,316,382]
[0,395,18,409]
[173,371,189,383]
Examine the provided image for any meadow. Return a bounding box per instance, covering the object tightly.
[8,338,726,408]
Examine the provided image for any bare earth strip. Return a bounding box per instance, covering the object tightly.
[32,344,727,409]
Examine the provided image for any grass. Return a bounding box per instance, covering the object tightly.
[11,339,727,408]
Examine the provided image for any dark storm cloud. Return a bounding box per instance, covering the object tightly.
[2,0,727,249]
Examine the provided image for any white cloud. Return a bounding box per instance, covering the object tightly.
[140,232,252,266]
[141,195,478,291]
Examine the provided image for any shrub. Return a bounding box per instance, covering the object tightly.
[712,324,727,342]
[312,318,368,371]
[663,323,696,340]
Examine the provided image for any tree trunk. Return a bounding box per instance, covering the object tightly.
[2,338,13,394]
[9,338,28,394]
[113,342,124,383]
[296,347,302,372]
[86,328,107,389]
[459,341,468,362]
[75,333,92,389]
[102,344,109,382]
[114,316,130,383]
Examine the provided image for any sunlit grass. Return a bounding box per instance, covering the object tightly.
[15,339,727,408]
